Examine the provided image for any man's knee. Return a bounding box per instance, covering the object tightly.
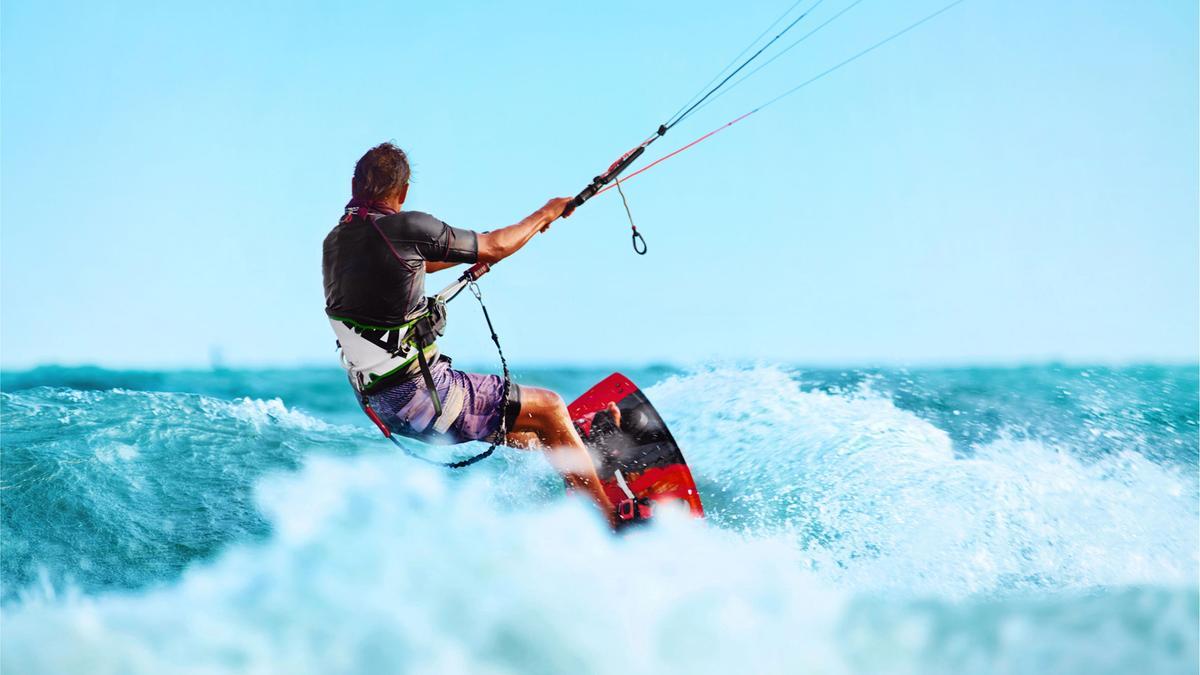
[517,387,570,426]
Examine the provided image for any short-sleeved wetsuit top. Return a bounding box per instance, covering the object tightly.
[323,208,479,387]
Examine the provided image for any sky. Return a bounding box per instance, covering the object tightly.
[2,0,1197,369]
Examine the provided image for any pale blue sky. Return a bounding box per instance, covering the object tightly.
[2,0,1196,369]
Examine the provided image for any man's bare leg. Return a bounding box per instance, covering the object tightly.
[506,386,618,525]
[507,404,619,449]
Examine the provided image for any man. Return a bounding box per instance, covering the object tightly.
[323,142,618,524]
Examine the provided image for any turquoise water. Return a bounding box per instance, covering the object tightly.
[2,363,1197,674]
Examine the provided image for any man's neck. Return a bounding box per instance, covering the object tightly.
[347,197,403,216]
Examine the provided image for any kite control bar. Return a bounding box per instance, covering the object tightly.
[563,125,667,218]
[564,146,645,217]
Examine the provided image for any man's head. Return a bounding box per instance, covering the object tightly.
[352,142,410,207]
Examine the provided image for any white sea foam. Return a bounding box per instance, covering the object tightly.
[2,455,850,674]
[4,447,1195,675]
[220,395,339,433]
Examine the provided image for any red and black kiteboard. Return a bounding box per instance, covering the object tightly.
[568,373,704,528]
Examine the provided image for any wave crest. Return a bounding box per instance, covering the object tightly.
[650,366,1198,595]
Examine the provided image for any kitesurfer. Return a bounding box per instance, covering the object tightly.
[323,142,619,524]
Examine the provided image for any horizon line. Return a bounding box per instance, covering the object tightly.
[3,357,1197,375]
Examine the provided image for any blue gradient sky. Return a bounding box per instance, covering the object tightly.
[2,0,1196,369]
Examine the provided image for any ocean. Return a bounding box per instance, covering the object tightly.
[1,363,1196,674]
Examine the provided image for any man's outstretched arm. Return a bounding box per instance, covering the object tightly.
[424,197,571,272]
[479,197,575,263]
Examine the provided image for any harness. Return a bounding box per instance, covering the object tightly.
[337,204,511,469]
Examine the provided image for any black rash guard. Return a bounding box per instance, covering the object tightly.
[323,210,479,326]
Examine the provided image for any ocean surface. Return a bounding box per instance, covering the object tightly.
[1,363,1196,674]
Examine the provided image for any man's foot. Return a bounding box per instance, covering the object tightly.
[605,401,622,429]
[578,402,623,441]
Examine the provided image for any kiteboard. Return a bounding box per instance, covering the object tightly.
[568,373,704,528]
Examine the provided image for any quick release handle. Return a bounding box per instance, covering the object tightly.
[436,262,493,304]
[464,262,491,281]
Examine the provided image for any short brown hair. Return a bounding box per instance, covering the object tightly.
[352,142,410,202]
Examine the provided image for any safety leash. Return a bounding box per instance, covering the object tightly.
[365,280,509,470]
[383,427,496,469]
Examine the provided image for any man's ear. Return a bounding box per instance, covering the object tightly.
[397,182,409,205]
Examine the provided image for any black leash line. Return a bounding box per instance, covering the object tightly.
[386,276,511,470]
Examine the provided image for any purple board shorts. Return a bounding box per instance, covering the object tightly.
[363,356,522,445]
